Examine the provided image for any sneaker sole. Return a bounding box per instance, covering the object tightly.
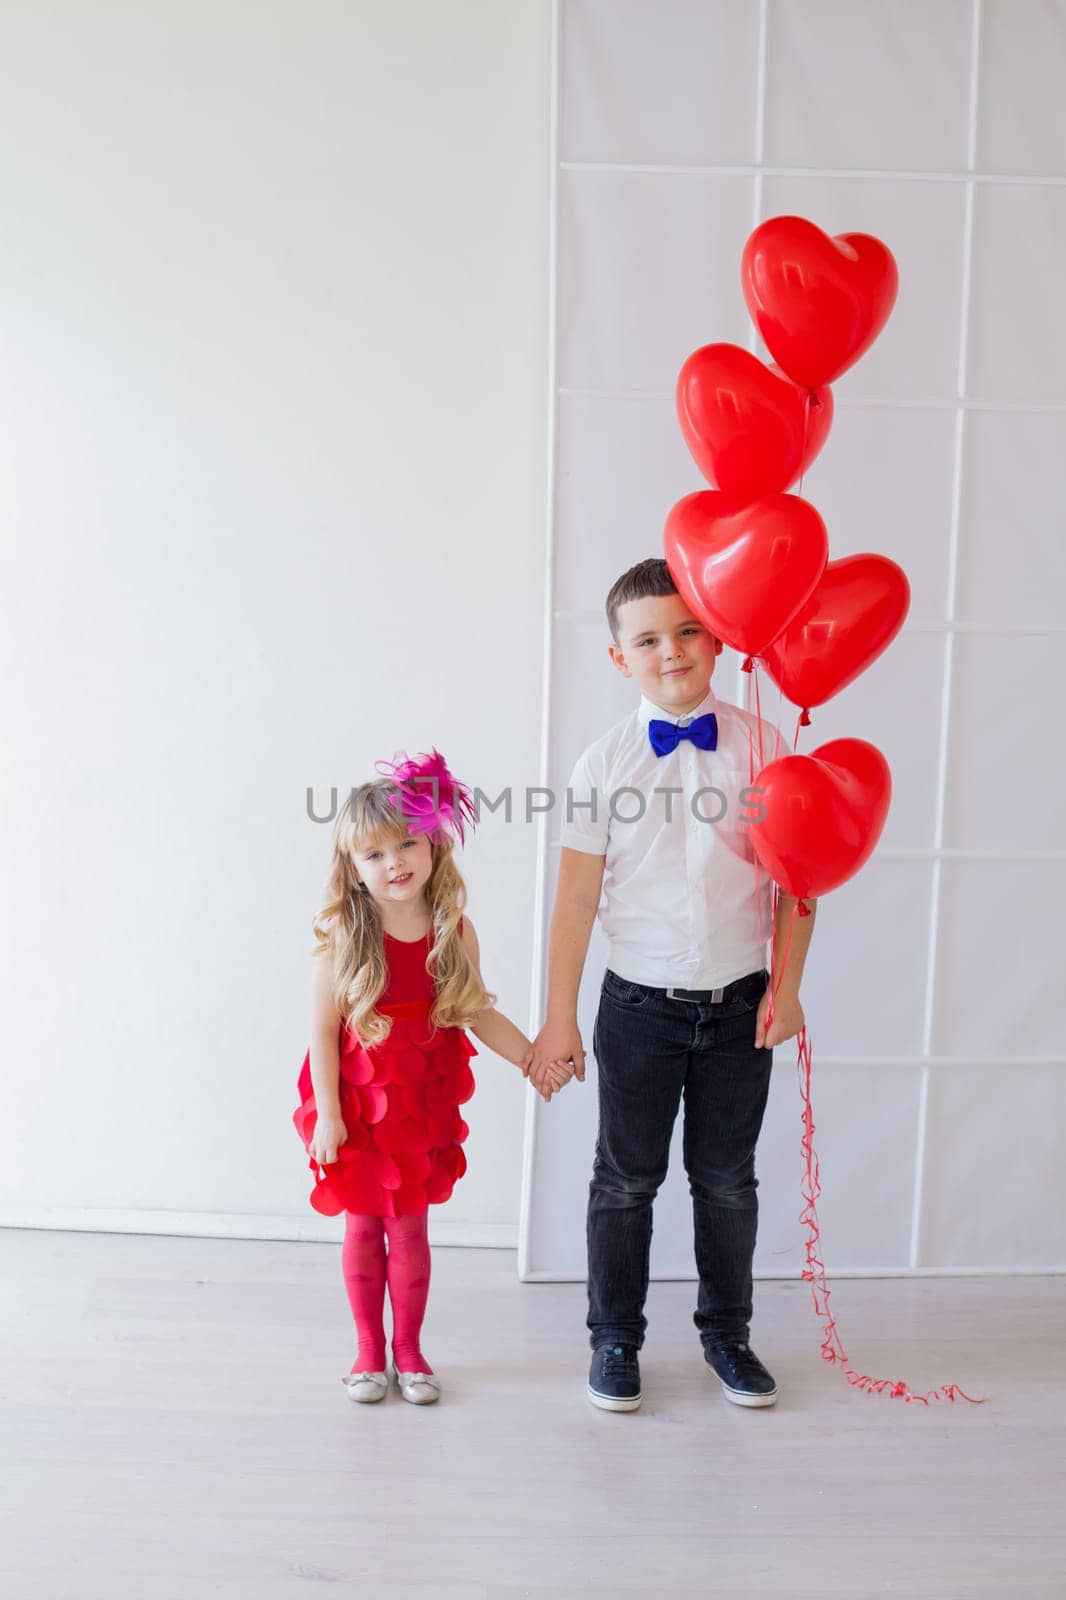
[717,1379,778,1408]
[587,1383,642,1413]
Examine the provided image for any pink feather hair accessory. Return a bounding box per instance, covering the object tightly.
[373,747,478,846]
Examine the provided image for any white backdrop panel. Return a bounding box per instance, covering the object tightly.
[977,0,1066,174]
[560,0,760,167]
[763,0,972,173]
[957,412,1066,625]
[968,183,1066,404]
[521,0,1066,1281]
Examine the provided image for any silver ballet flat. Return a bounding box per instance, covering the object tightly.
[342,1370,388,1404]
[391,1365,441,1405]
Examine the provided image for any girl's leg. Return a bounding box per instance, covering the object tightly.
[341,1212,387,1372]
[383,1213,432,1373]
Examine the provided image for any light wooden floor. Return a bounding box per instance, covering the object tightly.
[1,1229,1063,1599]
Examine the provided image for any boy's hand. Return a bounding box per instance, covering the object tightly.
[529,1019,586,1083]
[531,1056,576,1099]
[755,985,805,1050]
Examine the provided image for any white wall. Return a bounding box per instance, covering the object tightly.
[521,0,1066,1277]
[0,1,551,1244]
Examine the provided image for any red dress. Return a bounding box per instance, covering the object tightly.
[293,924,478,1218]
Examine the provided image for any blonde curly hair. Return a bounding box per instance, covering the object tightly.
[311,780,495,1045]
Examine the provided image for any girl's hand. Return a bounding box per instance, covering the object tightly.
[309,1111,348,1166]
[528,1055,575,1100]
[545,1057,575,1093]
[521,1048,554,1104]
[521,1049,550,1100]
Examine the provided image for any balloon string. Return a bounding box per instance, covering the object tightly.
[785,390,818,752]
[795,389,814,499]
[751,656,765,772]
[765,884,797,1025]
[793,1026,987,1407]
[745,722,772,954]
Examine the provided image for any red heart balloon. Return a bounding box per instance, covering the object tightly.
[664,490,828,658]
[742,216,899,388]
[762,554,911,712]
[749,737,891,898]
[676,343,833,500]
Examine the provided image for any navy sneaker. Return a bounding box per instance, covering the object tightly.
[587,1344,642,1412]
[704,1342,778,1407]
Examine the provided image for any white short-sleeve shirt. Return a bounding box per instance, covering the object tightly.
[559,681,785,989]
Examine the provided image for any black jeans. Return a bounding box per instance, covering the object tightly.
[586,967,773,1352]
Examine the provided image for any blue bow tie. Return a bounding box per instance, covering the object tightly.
[648,712,718,757]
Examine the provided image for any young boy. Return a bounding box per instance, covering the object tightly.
[528,558,815,1413]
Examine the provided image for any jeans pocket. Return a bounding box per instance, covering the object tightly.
[725,971,768,1015]
[602,971,651,1009]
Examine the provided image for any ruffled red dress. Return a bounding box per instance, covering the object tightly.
[293,923,478,1218]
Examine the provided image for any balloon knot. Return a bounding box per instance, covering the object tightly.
[800,708,811,726]
[808,389,822,410]
[798,899,812,918]
[741,656,754,674]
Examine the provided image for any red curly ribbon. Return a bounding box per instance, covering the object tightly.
[766,896,985,1407]
[793,1027,985,1406]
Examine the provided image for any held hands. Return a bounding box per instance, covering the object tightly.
[521,1048,575,1101]
[755,983,806,1050]
[523,1018,586,1102]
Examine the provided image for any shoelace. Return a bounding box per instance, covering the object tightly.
[602,1345,639,1380]
[716,1343,767,1380]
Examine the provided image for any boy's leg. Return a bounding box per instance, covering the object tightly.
[587,974,690,1350]
[681,971,774,1350]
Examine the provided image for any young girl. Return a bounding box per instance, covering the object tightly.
[293,748,570,1406]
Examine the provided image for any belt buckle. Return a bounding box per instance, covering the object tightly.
[666,985,725,1004]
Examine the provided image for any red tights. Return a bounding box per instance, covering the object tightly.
[341,1211,432,1374]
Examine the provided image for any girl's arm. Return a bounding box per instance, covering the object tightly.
[459,918,568,1098]
[308,941,347,1161]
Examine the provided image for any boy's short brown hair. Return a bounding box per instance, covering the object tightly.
[605,558,679,643]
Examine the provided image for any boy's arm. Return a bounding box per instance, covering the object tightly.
[459,917,561,1101]
[755,892,817,1049]
[528,846,605,1085]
